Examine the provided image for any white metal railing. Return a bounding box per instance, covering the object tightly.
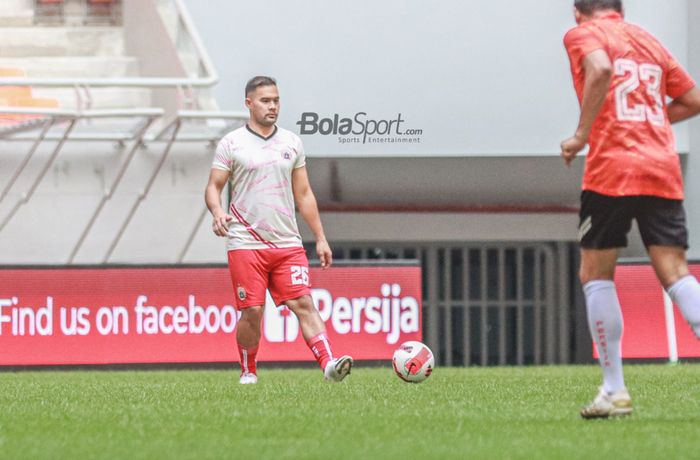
[0,108,248,142]
[103,110,248,263]
[0,108,164,234]
[152,110,249,142]
[0,107,249,263]
[0,107,165,141]
[0,0,218,108]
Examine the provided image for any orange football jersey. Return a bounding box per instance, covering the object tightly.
[564,12,695,199]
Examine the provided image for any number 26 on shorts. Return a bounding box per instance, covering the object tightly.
[290,266,309,285]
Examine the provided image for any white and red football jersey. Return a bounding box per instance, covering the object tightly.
[212,125,306,250]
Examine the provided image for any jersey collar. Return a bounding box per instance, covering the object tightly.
[246,124,278,141]
[596,11,623,21]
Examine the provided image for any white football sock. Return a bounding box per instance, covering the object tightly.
[583,280,625,394]
[667,275,700,338]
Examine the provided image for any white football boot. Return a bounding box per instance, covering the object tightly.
[239,372,258,385]
[580,386,633,419]
[324,356,353,382]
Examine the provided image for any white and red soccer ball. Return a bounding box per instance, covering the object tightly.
[392,341,434,383]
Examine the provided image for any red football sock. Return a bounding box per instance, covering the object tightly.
[238,343,258,375]
[306,332,334,370]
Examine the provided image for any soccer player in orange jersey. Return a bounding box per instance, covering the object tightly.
[561,0,700,418]
[205,76,353,384]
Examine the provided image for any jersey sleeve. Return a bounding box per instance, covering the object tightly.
[293,135,306,169]
[563,26,606,69]
[665,56,696,99]
[212,136,234,171]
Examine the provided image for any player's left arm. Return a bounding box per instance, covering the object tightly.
[561,49,613,166]
[667,87,700,124]
[292,166,332,269]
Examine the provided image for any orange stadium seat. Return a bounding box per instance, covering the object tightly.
[85,0,121,25]
[34,0,65,24]
[35,1,65,8]
[0,68,33,105]
[0,87,33,104]
[0,67,60,128]
[8,97,59,108]
[0,104,58,128]
[0,68,28,77]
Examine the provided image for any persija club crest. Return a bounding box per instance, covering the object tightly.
[237,286,246,301]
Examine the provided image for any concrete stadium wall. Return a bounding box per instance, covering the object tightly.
[0,142,581,264]
[184,0,691,157]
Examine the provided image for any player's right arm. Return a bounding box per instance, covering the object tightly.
[667,87,700,124]
[205,168,233,237]
[561,49,612,166]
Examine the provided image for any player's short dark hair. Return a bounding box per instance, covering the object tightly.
[574,0,622,14]
[245,76,277,97]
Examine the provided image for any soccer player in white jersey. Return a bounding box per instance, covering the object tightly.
[205,76,353,384]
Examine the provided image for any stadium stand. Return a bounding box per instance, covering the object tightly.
[0,0,245,268]
[0,67,57,105]
[33,0,64,24]
[0,67,58,130]
[84,0,121,25]
[33,0,121,25]
[0,68,33,104]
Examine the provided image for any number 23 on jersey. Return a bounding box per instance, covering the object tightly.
[614,58,664,126]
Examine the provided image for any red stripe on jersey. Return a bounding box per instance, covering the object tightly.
[229,203,279,249]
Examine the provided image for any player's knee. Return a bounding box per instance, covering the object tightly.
[240,306,263,323]
[579,267,614,285]
[649,249,690,288]
[579,271,593,286]
[285,296,314,316]
[578,266,592,285]
[657,270,690,290]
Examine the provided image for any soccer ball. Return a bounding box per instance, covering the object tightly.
[392,341,434,383]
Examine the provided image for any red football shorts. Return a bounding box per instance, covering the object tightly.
[227,246,311,309]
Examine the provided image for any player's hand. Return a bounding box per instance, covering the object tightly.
[316,239,333,269]
[212,213,233,237]
[560,134,587,167]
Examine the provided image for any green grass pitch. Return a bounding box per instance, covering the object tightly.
[1,364,699,459]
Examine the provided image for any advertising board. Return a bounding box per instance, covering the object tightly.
[0,265,421,365]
